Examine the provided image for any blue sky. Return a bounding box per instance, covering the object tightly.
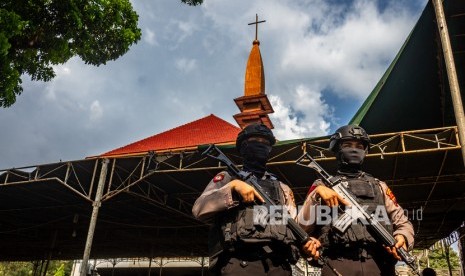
[0,0,428,169]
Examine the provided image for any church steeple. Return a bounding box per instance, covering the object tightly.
[244,39,265,96]
[234,14,274,129]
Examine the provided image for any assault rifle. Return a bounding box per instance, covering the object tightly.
[296,152,419,275]
[202,144,342,276]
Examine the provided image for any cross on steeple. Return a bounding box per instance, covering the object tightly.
[234,13,274,129]
[248,14,266,41]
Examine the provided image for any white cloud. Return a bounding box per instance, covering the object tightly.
[174,58,197,73]
[200,0,420,129]
[60,66,71,75]
[0,0,426,169]
[144,28,158,46]
[44,64,73,101]
[165,19,199,48]
[89,100,103,121]
[177,20,195,35]
[278,0,417,99]
[270,85,331,140]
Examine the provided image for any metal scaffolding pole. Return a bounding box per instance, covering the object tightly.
[432,0,465,166]
[80,159,109,276]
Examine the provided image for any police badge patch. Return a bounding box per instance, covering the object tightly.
[213,173,224,183]
[386,187,399,207]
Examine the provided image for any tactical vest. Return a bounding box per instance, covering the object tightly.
[318,174,393,249]
[208,176,299,268]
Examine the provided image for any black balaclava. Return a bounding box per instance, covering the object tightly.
[240,140,272,178]
[336,145,366,176]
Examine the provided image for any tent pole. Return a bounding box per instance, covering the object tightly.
[80,159,109,276]
[432,0,465,166]
[42,230,57,276]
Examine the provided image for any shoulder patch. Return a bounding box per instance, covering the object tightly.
[386,187,399,207]
[213,173,225,183]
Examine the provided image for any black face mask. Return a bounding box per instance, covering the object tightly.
[337,147,366,171]
[240,141,272,177]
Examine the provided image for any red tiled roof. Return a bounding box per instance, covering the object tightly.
[101,114,241,157]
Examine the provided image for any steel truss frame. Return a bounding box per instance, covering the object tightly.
[0,126,463,270]
[0,126,461,233]
[1,126,459,195]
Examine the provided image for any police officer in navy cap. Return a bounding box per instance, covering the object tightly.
[298,125,414,275]
[193,123,320,276]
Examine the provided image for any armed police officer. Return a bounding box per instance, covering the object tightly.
[193,123,320,276]
[297,125,414,275]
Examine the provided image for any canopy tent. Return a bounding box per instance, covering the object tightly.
[350,0,465,134]
[349,0,465,256]
[0,126,463,260]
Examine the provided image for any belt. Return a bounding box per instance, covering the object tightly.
[229,244,287,262]
[324,244,383,260]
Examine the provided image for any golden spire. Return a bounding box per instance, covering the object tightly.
[233,14,274,129]
[244,14,266,97]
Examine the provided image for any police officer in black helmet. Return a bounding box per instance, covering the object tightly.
[298,125,414,276]
[193,123,320,276]
[329,125,371,172]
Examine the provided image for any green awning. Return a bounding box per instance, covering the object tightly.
[350,0,465,135]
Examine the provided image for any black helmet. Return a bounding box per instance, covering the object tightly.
[236,123,276,151]
[329,125,370,152]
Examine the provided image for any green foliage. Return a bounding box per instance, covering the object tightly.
[0,262,31,276]
[0,0,142,107]
[181,0,203,6]
[416,245,461,270]
[53,264,65,276]
[48,261,73,276]
[0,260,73,276]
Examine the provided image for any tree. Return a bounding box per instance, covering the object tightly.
[0,262,31,276]
[181,0,204,5]
[0,260,73,276]
[0,0,206,107]
[416,242,461,271]
[0,0,142,107]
